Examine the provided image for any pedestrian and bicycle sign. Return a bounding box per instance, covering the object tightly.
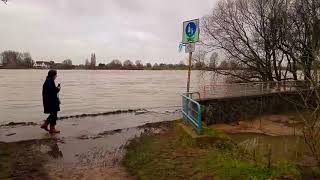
[182,19,199,44]
[180,18,200,94]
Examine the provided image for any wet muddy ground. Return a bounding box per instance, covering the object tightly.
[209,114,301,136]
[0,112,180,180]
[1,112,317,179]
[210,114,318,168]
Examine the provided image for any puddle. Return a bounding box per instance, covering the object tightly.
[42,123,171,180]
[51,127,144,166]
[230,133,314,166]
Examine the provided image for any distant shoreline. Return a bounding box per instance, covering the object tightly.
[0,68,191,71]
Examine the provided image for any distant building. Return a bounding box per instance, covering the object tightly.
[90,53,96,67]
[33,61,53,69]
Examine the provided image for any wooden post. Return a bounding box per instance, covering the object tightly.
[187,52,192,93]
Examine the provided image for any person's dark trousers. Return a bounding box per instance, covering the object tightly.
[47,112,57,126]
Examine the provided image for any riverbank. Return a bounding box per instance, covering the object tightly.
[123,122,300,179]
[1,112,319,179]
[0,111,180,180]
[124,114,320,179]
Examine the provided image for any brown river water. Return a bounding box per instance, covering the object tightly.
[0,69,216,124]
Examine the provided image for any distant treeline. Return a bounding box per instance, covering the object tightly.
[0,50,255,70]
[91,60,189,70]
[0,50,33,69]
[0,50,190,70]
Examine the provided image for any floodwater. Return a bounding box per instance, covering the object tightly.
[0,113,176,179]
[0,112,180,142]
[0,70,216,124]
[230,133,309,165]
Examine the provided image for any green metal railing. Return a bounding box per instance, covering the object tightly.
[181,93,202,134]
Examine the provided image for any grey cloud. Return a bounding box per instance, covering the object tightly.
[0,0,217,64]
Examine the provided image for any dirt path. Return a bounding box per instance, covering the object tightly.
[48,165,131,180]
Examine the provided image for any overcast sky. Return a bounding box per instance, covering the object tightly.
[0,0,217,65]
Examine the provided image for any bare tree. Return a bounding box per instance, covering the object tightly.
[62,59,72,65]
[22,52,33,68]
[107,59,122,69]
[146,63,152,68]
[123,60,135,70]
[192,46,207,70]
[135,60,143,70]
[85,59,90,67]
[209,52,219,69]
[0,50,33,68]
[288,0,320,81]
[201,0,296,82]
[199,0,320,166]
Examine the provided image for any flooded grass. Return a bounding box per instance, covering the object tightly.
[230,133,308,164]
[123,122,300,179]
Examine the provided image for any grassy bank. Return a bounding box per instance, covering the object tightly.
[123,122,299,180]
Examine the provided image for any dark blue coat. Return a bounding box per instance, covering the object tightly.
[42,77,60,114]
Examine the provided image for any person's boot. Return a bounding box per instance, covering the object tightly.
[40,120,49,131]
[49,125,60,134]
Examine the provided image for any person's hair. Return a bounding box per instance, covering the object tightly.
[47,69,57,79]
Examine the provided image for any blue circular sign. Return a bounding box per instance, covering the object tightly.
[185,22,197,37]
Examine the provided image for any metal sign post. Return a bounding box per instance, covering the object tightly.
[187,51,193,93]
[185,43,195,53]
[182,19,199,93]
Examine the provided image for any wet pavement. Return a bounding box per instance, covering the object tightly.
[0,111,180,142]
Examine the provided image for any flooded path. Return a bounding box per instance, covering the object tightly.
[0,110,180,142]
[0,111,180,179]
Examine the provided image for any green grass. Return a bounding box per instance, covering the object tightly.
[203,151,299,180]
[202,126,230,139]
[123,124,300,180]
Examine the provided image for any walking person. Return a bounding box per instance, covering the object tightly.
[41,69,61,133]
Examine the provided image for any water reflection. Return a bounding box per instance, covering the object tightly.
[230,133,310,164]
[48,142,63,159]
